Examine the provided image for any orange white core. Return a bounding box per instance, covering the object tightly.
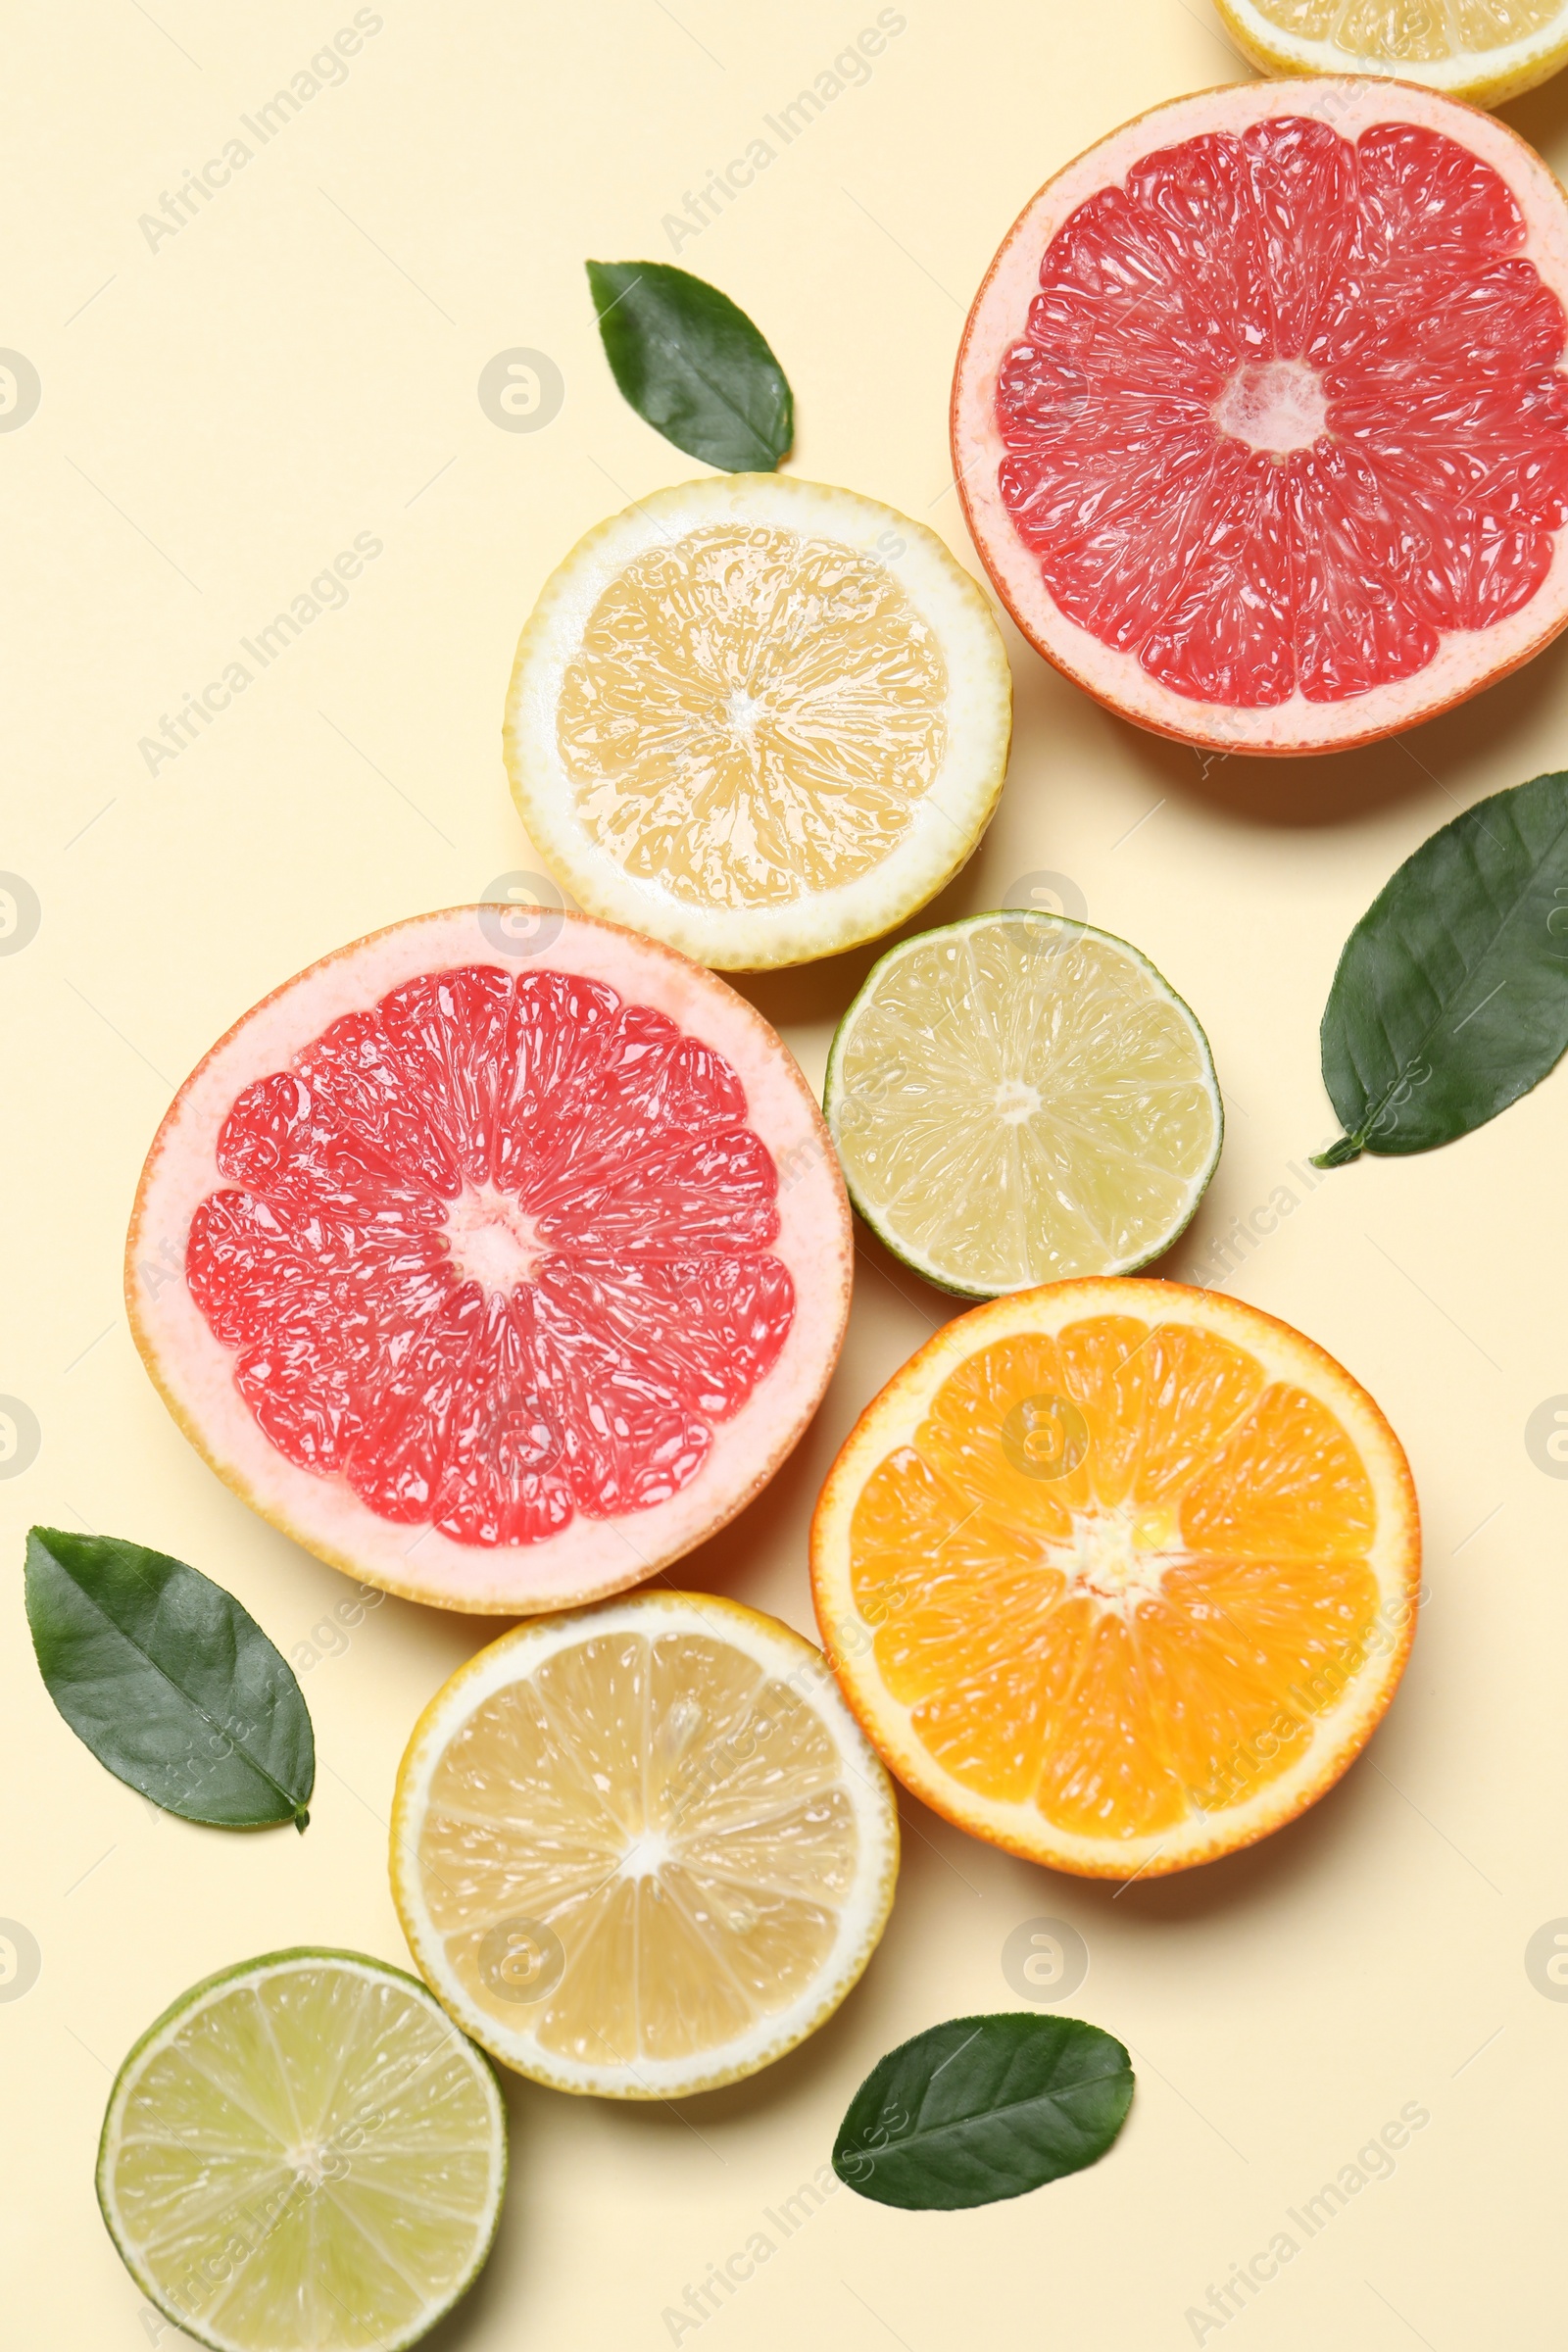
[1042,1502,1191,1612]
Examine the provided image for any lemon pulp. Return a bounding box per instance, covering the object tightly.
[392,1594,900,2096]
[1250,0,1558,50]
[558,523,948,908]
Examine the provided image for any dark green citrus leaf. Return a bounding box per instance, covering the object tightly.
[1316,770,1568,1165]
[24,1528,314,1830]
[585,260,793,470]
[833,2012,1134,2210]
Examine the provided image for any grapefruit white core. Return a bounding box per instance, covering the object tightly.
[127,909,852,1613]
[953,79,1568,754]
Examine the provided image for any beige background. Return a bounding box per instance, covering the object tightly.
[4,3,1568,2345]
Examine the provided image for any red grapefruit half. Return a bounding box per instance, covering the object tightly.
[126,908,852,1614]
[953,78,1568,756]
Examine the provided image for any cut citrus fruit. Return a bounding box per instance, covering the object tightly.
[126,907,851,1613]
[953,79,1568,755]
[96,1948,506,2352]
[1217,0,1568,106]
[824,910,1222,1298]
[812,1280,1420,1878]
[504,474,1012,968]
[390,1591,899,2098]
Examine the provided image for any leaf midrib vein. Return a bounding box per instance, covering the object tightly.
[896,2061,1132,2152]
[1347,799,1568,1140]
[640,316,781,462]
[50,1552,302,1818]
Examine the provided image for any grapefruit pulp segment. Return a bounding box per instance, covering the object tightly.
[127,909,851,1614]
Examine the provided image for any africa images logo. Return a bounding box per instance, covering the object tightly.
[660,12,907,255]
[136,13,385,254]
[1184,2101,1431,2341]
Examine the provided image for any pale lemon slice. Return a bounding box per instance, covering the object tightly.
[96,1949,507,2352]
[824,911,1222,1298]
[390,1592,900,2097]
[504,474,1011,969]
[1216,0,1568,102]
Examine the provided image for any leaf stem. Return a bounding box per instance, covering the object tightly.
[1310,1132,1365,1169]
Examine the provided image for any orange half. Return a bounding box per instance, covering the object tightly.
[810,1280,1420,1878]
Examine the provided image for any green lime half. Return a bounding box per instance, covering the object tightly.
[824,909,1222,1298]
[96,1947,508,2352]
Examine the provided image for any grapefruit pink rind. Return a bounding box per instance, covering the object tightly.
[126,907,853,1615]
[953,77,1568,757]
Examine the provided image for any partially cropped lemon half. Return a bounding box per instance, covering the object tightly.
[1216,0,1568,104]
[505,474,1011,970]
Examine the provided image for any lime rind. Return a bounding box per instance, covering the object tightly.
[95,1947,507,2352]
[823,909,1223,1299]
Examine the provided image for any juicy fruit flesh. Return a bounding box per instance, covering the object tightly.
[416,1630,860,2066]
[1251,0,1561,54]
[849,1315,1384,1839]
[996,116,1568,708]
[556,524,949,907]
[185,965,795,1547]
[834,920,1218,1291]
[105,1963,498,2352]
